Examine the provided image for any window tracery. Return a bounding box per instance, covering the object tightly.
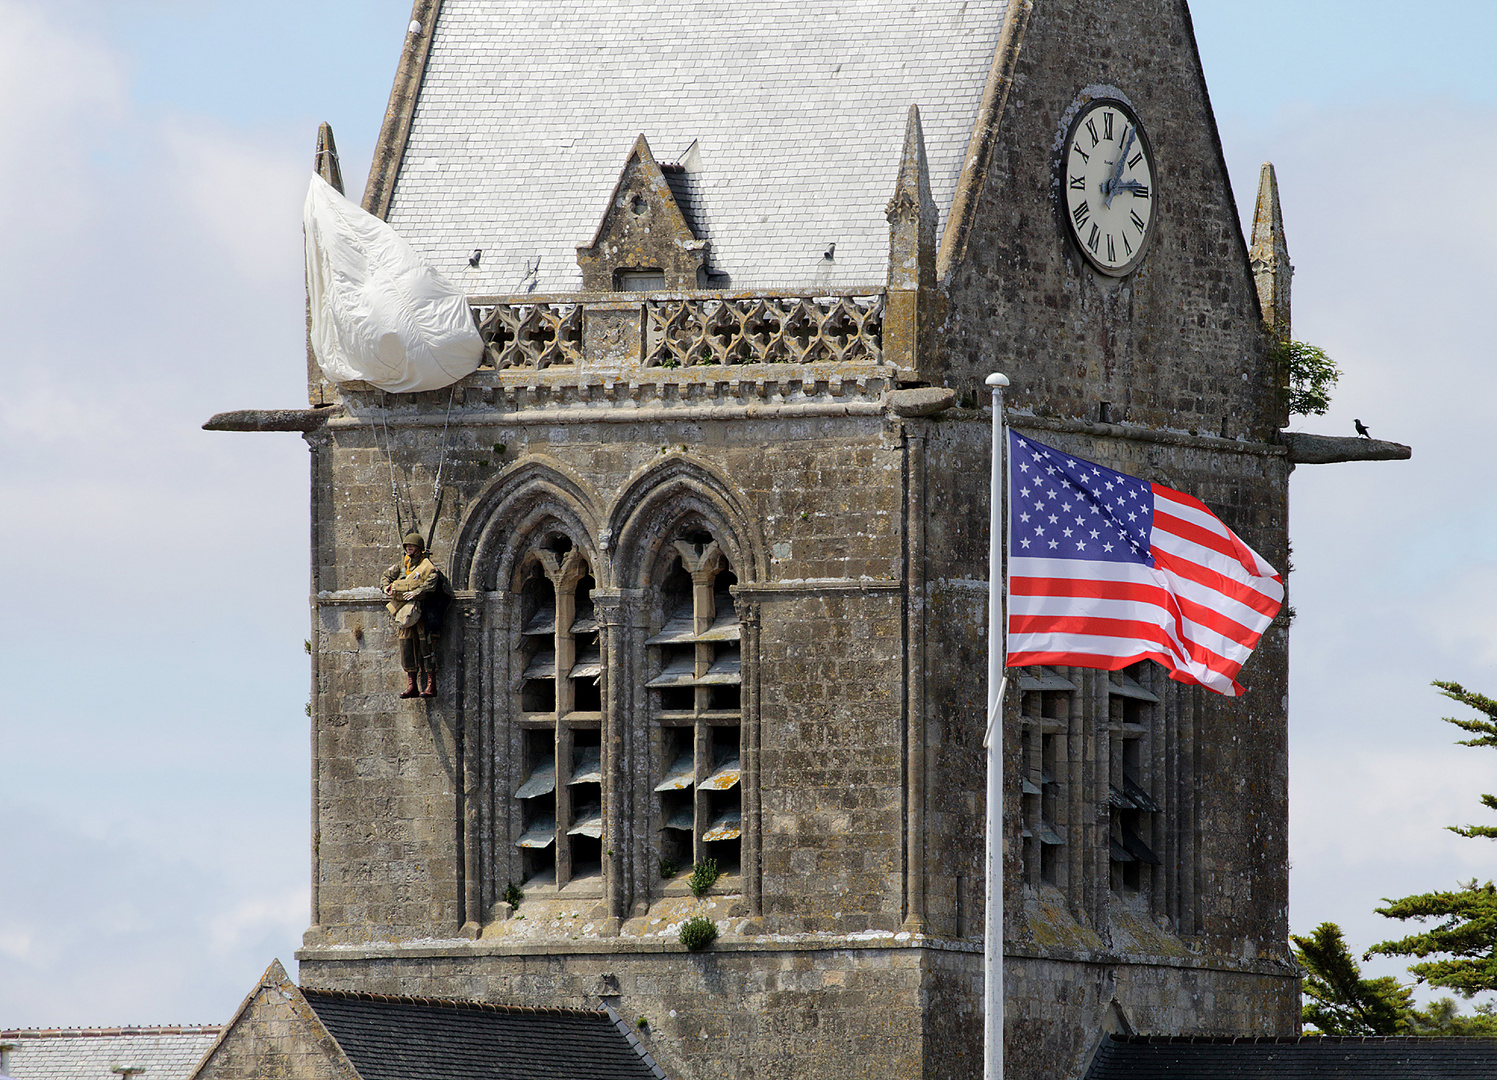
[646,534,742,883]
[512,534,604,889]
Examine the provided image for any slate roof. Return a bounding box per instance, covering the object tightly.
[1085,1034,1497,1079]
[301,990,664,1080]
[0,1028,221,1080]
[387,0,1009,294]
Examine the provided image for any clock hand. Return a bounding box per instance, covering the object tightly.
[1105,126,1137,209]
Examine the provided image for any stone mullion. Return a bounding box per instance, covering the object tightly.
[1062,667,1079,903]
[457,601,481,935]
[738,597,763,917]
[1084,668,1110,929]
[594,587,646,922]
[1161,677,1180,927]
[550,577,575,886]
[483,591,510,920]
[592,588,621,921]
[1184,686,1201,935]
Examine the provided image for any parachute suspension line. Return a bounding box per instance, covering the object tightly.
[425,386,457,551]
[377,391,407,541]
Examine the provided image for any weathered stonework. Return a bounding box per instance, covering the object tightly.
[261,2,1308,1078]
[193,963,359,1080]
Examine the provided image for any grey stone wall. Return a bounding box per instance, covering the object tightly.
[937,0,1276,440]
[290,2,1302,1076]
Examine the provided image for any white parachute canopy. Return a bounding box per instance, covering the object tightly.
[304,174,483,393]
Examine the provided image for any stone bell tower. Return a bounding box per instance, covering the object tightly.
[201,2,1414,1078]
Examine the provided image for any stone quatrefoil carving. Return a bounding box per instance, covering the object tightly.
[474,302,585,369]
[645,295,884,368]
[469,294,885,370]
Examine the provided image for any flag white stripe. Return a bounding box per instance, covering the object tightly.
[1151,526,1286,606]
[1155,485,1275,578]
[1009,593,1254,666]
[1012,554,1275,638]
[1008,630,1238,695]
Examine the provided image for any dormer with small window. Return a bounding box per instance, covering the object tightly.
[576,134,709,291]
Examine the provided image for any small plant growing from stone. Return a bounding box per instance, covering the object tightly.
[688,858,718,897]
[504,882,524,910]
[637,1016,649,1029]
[658,855,679,880]
[679,916,717,951]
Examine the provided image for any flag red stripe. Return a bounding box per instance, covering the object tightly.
[1152,549,1283,620]
[1152,484,1273,577]
[1008,613,1242,675]
[1012,570,1267,655]
[1009,575,1168,604]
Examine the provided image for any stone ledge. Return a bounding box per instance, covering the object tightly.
[1005,413,1289,457]
[295,933,1293,978]
[734,578,902,598]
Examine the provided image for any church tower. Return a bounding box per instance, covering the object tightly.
[212,2,1337,1077]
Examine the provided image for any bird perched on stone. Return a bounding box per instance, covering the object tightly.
[1354,419,1371,438]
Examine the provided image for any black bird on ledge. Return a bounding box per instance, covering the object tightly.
[1355,419,1371,438]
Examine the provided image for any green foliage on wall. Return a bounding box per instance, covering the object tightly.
[1271,339,1341,417]
[679,916,717,951]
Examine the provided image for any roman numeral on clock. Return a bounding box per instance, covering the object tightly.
[1087,223,1100,253]
[1129,209,1146,232]
[1073,146,1090,165]
[1104,112,1114,141]
[1131,184,1150,199]
[1129,151,1143,169]
[1069,174,1086,191]
[1106,234,1116,262]
[1086,118,1099,147]
[1073,201,1090,228]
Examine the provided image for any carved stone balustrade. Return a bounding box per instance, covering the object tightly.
[466,291,887,377]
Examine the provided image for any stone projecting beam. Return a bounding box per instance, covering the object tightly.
[203,407,337,433]
[1281,432,1410,464]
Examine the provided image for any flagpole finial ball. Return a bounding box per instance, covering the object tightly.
[985,372,1010,388]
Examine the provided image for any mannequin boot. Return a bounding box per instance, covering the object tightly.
[399,672,419,698]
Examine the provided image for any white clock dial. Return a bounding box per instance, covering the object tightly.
[1062,98,1157,276]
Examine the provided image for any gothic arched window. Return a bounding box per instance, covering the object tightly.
[646,532,742,884]
[512,532,603,890]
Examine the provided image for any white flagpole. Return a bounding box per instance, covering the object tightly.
[984,371,1009,1080]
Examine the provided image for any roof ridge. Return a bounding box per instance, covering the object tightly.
[0,1027,222,1038]
[1112,1034,1497,1045]
[300,987,608,1019]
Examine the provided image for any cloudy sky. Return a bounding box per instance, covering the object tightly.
[2,0,1495,1026]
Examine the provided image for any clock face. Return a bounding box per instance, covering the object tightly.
[1061,98,1157,276]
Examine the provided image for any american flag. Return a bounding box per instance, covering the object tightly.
[1006,430,1283,696]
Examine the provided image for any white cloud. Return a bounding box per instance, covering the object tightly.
[160,118,309,284]
[0,3,125,234]
[1216,98,1497,997]
[0,1,312,1027]
[207,889,310,955]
